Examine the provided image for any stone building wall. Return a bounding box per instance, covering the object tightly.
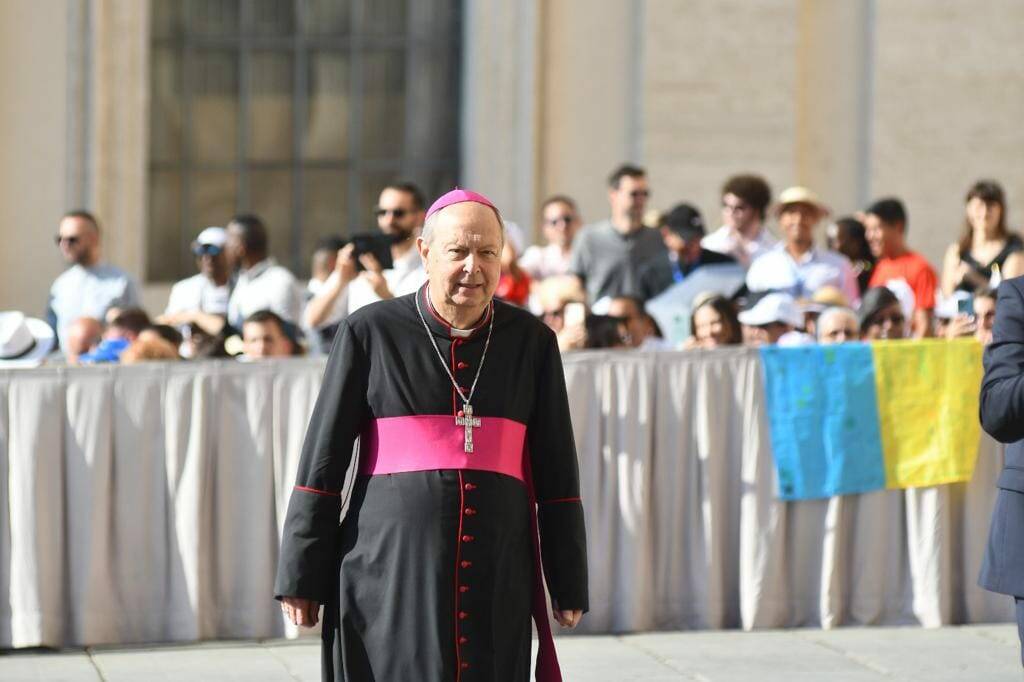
[1,1,1022,313]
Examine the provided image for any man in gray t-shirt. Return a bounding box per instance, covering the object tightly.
[47,211,140,349]
[570,164,666,303]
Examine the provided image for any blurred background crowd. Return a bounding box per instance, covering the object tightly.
[1,166,1006,368]
[0,1,1019,369]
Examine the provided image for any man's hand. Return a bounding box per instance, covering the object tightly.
[553,608,582,629]
[335,244,358,284]
[357,253,393,299]
[281,596,320,627]
[358,252,384,274]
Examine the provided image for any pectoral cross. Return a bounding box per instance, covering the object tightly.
[455,403,481,453]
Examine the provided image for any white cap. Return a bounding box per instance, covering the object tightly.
[195,226,227,247]
[738,293,804,328]
[0,311,56,367]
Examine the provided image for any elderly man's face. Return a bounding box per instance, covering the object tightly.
[243,320,294,358]
[57,216,99,266]
[377,188,423,241]
[818,312,859,344]
[419,202,503,314]
[862,302,906,340]
[778,203,819,247]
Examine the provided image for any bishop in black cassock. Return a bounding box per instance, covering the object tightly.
[275,189,589,681]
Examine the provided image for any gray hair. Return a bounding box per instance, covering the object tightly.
[816,306,858,341]
[420,204,506,246]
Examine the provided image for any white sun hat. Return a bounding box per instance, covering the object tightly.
[0,311,56,367]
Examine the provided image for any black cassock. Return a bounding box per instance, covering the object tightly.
[275,285,589,681]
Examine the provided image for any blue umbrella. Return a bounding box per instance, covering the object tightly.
[644,263,747,345]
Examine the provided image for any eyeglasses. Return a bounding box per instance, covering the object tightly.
[545,215,574,226]
[54,235,79,246]
[628,190,650,199]
[722,201,750,213]
[192,243,224,257]
[374,207,408,219]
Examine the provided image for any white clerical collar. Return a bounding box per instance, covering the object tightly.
[450,326,473,338]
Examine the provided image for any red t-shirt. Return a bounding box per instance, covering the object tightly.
[868,251,938,311]
[496,272,532,307]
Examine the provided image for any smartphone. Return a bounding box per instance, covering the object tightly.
[350,233,395,271]
[564,302,586,327]
[957,295,974,316]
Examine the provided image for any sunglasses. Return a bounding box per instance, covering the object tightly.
[192,243,224,257]
[545,215,574,226]
[374,207,408,219]
[55,235,80,246]
[628,190,650,199]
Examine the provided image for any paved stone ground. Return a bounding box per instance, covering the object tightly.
[0,625,1019,681]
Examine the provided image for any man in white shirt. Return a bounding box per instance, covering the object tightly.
[520,195,580,281]
[745,186,860,306]
[225,214,304,329]
[162,226,232,323]
[46,210,140,349]
[303,182,428,333]
[702,174,777,268]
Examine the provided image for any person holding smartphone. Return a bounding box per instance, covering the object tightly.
[943,289,997,345]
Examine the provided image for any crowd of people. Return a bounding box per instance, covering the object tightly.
[0,168,1009,368]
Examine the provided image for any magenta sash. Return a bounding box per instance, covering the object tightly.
[359,415,528,481]
[359,415,562,682]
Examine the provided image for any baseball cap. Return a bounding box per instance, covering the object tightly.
[738,293,804,328]
[195,226,227,247]
[662,203,706,240]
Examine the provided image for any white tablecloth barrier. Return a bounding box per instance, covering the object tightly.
[0,349,1013,648]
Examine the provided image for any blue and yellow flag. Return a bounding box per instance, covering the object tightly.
[761,340,982,500]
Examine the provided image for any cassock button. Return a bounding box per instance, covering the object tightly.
[461,560,472,568]
[459,585,469,593]
[462,534,474,542]
[461,662,470,670]
[457,410,465,417]
[464,483,477,491]
[459,636,469,644]
[459,611,469,620]
[464,507,477,516]
[457,361,469,369]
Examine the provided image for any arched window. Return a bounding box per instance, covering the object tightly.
[148,0,461,281]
